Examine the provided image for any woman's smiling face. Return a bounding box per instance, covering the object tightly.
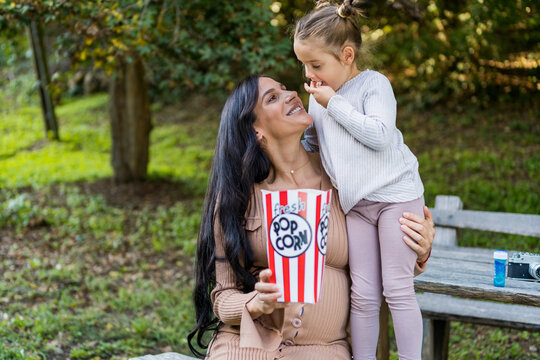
[253,77,312,143]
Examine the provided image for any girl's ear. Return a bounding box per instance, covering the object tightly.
[341,46,356,65]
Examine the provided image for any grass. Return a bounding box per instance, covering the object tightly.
[1,90,539,359]
[0,94,112,187]
[0,185,201,359]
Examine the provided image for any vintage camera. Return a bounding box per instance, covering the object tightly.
[507,252,540,281]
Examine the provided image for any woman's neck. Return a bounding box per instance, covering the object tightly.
[265,141,320,188]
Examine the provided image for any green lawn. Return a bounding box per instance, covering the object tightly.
[0,92,539,359]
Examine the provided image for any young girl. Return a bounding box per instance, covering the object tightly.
[294,1,426,359]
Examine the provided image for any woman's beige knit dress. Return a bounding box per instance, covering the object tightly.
[207,166,351,360]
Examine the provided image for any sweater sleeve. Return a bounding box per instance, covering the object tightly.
[210,218,284,351]
[211,223,258,325]
[327,73,397,151]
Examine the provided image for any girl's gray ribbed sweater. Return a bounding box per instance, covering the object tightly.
[303,69,424,214]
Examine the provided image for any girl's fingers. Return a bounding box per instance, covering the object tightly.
[304,82,323,94]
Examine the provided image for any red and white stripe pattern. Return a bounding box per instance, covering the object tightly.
[261,189,332,304]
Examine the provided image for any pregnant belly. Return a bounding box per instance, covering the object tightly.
[293,266,350,344]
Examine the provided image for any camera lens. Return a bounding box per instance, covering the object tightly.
[529,263,540,280]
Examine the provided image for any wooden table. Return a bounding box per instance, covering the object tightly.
[414,246,540,307]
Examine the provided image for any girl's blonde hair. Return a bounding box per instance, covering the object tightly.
[294,1,365,59]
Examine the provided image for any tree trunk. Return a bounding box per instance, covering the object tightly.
[27,20,59,140]
[109,53,152,183]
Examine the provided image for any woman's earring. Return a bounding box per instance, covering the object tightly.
[255,130,267,147]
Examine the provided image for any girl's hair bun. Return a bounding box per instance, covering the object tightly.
[337,0,364,18]
[313,0,364,18]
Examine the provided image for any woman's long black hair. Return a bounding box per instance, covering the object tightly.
[188,75,272,357]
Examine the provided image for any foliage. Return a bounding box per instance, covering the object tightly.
[0,0,294,100]
[251,0,540,108]
[0,29,39,108]
[0,193,40,230]
[358,0,540,107]
[0,18,26,64]
[0,70,40,109]
[0,29,31,77]
[2,0,538,106]
[243,0,540,108]
[144,0,294,97]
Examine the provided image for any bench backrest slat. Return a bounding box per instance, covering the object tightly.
[431,209,540,237]
[431,195,540,248]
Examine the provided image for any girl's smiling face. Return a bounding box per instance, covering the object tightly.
[294,38,357,92]
[253,77,312,143]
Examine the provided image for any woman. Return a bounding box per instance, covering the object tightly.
[188,75,434,359]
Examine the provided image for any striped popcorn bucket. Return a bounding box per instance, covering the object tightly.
[261,189,332,304]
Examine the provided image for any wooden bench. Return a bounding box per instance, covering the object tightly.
[131,195,540,360]
[412,195,540,360]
